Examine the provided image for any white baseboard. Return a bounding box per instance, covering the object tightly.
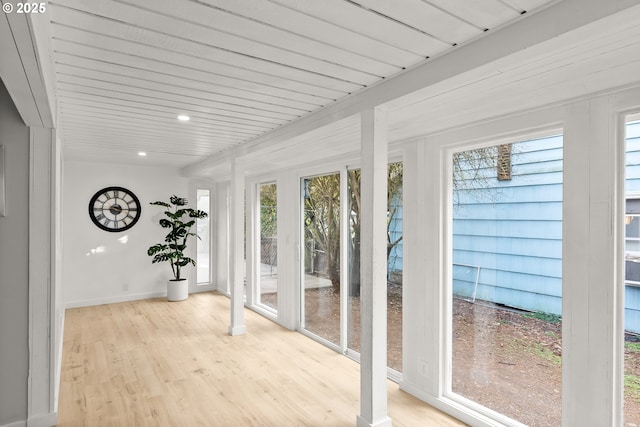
[65,291,166,308]
[54,309,65,413]
[27,412,57,427]
[191,284,217,293]
[1,420,26,427]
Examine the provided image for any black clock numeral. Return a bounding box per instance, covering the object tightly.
[103,217,112,227]
[95,213,105,222]
[113,190,120,199]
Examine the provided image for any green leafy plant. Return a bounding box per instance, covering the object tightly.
[147,195,208,281]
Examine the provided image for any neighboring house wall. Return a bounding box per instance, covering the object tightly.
[625,121,640,331]
[452,135,564,315]
[0,79,30,426]
[62,161,190,307]
[388,191,403,282]
[442,123,640,333]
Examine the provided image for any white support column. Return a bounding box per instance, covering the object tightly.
[229,157,247,336]
[276,169,299,330]
[357,107,392,427]
[215,182,229,294]
[399,139,437,398]
[563,97,620,426]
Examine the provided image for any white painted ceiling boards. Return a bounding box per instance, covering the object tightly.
[50,0,558,169]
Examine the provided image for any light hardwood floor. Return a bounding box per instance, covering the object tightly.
[57,292,466,426]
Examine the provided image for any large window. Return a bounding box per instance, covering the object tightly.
[624,117,640,425]
[626,198,640,286]
[258,182,278,311]
[449,135,563,426]
[196,188,210,284]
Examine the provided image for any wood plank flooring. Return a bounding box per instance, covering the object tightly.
[56,292,465,426]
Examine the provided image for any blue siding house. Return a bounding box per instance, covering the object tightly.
[448,121,640,332]
[625,120,640,332]
[384,122,640,332]
[452,135,564,315]
[388,192,403,282]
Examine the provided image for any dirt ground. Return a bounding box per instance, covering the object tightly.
[263,286,640,426]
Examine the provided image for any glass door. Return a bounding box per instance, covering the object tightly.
[346,163,404,373]
[300,164,404,372]
[196,188,210,284]
[301,173,341,347]
[258,182,278,311]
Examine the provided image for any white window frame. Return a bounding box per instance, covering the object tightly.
[442,129,563,427]
[195,187,213,286]
[190,181,216,293]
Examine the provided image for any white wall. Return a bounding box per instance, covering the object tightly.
[62,161,190,307]
[0,80,30,425]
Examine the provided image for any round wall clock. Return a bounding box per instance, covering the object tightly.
[88,186,141,232]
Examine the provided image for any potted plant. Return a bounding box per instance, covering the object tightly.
[147,195,208,301]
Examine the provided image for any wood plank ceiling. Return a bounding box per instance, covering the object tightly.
[51,0,555,167]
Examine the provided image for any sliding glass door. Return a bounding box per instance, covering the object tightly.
[300,164,403,373]
[346,163,404,373]
[196,188,210,285]
[301,173,341,347]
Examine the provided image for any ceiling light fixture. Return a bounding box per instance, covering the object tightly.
[138,152,147,157]
[177,115,190,121]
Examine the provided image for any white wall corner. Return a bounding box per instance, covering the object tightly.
[28,127,55,426]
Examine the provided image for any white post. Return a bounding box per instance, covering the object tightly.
[229,157,247,336]
[276,169,299,330]
[357,107,392,427]
[562,97,621,426]
[215,182,230,294]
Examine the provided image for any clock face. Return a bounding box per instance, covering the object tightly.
[89,186,141,232]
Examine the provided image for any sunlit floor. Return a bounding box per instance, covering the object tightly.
[56,291,465,426]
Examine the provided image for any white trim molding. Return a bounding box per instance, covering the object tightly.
[28,127,57,426]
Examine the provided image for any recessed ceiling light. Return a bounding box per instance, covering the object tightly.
[138,152,147,157]
[177,115,190,121]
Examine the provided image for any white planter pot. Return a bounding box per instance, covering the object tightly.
[167,278,189,301]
